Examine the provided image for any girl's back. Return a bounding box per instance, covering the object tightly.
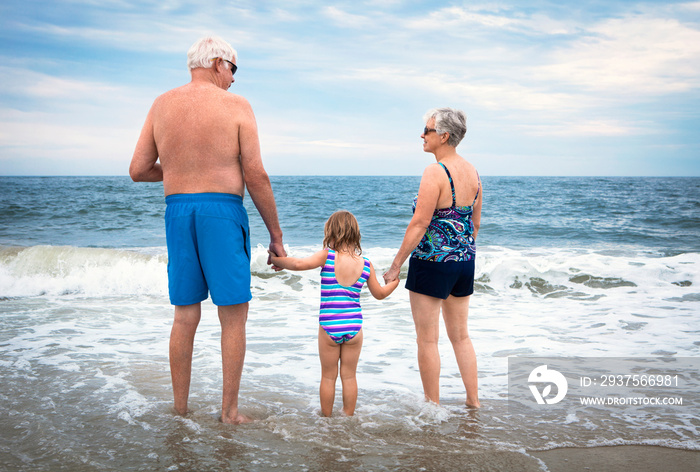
[332,250,366,286]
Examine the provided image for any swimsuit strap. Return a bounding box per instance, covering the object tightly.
[438,162,456,207]
[359,258,371,284]
[439,162,481,207]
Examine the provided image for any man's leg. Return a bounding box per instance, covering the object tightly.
[170,303,202,415]
[219,302,251,424]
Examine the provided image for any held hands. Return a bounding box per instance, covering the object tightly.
[267,242,286,271]
[383,264,401,284]
[385,276,400,293]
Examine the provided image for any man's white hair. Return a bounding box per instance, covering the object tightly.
[186,35,238,71]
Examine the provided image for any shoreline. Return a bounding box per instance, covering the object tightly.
[529,445,700,472]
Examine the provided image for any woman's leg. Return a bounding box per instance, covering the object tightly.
[318,326,340,416]
[409,291,444,404]
[442,295,480,408]
[338,329,363,416]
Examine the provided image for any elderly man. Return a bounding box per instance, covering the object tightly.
[129,35,285,423]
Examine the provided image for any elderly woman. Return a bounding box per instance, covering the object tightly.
[384,107,482,408]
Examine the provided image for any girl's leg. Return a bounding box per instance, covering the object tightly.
[409,291,444,404]
[318,326,340,416]
[339,329,363,416]
[442,295,480,408]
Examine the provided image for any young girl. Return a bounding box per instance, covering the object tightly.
[269,210,399,417]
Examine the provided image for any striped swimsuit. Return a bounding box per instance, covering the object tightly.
[319,249,370,344]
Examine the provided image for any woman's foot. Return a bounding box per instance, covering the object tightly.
[466,399,481,409]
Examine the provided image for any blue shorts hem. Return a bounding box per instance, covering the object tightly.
[170,293,252,307]
[210,293,253,307]
[170,294,208,307]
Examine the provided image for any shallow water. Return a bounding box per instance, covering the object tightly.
[1,176,699,470]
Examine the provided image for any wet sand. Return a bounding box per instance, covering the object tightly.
[530,445,700,471]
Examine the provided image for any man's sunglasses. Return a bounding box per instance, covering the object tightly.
[211,57,237,76]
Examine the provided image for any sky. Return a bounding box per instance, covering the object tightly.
[1,1,699,176]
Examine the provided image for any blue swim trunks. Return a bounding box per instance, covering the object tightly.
[165,193,251,306]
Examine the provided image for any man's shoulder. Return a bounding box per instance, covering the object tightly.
[222,91,251,107]
[221,93,255,119]
[152,84,189,104]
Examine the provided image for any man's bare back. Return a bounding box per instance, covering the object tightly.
[152,83,251,196]
[132,70,262,197]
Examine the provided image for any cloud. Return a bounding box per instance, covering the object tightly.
[404,6,521,31]
[1,70,121,101]
[12,2,259,54]
[322,6,372,29]
[0,66,151,172]
[516,119,648,137]
[0,112,136,156]
[340,66,582,112]
[0,66,153,114]
[539,15,700,95]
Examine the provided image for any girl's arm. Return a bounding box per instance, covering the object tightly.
[366,262,400,300]
[269,249,328,271]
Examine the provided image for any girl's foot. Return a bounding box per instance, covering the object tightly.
[221,413,254,424]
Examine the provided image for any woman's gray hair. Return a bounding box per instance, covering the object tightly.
[423,107,467,147]
[187,35,238,71]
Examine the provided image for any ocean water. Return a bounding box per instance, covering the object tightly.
[1,176,699,471]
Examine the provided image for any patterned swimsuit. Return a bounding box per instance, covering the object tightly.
[411,163,480,262]
[319,249,370,343]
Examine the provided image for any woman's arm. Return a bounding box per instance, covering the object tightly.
[366,262,399,300]
[383,165,442,282]
[472,177,482,240]
[269,249,328,271]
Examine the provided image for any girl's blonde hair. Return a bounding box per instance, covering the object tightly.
[323,210,362,255]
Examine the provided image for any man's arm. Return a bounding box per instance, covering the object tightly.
[129,106,163,182]
[238,99,285,258]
